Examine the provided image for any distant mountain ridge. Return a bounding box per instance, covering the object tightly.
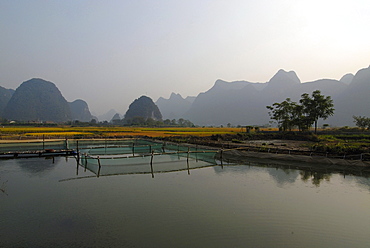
[156,93,193,119]
[157,66,370,127]
[1,66,369,127]
[2,78,94,123]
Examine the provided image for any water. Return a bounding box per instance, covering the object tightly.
[1,153,370,247]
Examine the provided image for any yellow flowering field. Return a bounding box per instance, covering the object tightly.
[0,126,247,139]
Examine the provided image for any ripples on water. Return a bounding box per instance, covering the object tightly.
[0,154,369,248]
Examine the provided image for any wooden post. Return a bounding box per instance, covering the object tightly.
[76,140,80,162]
[132,143,135,156]
[177,143,180,160]
[187,159,190,175]
[84,153,87,172]
[187,147,190,161]
[195,145,198,162]
[220,149,223,168]
[42,134,45,150]
[150,151,154,178]
[97,156,101,177]
[150,150,154,165]
[76,158,79,176]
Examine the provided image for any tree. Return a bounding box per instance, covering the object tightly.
[300,90,334,133]
[266,98,297,131]
[353,115,370,130]
[267,90,334,133]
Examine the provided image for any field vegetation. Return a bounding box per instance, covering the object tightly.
[0,126,246,139]
[0,125,369,156]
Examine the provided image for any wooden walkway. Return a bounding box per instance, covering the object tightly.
[0,149,76,159]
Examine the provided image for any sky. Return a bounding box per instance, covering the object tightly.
[1,0,369,116]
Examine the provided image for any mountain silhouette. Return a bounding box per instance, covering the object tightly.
[3,78,71,122]
[0,86,14,117]
[160,67,369,127]
[69,99,93,122]
[124,95,162,122]
[156,93,193,119]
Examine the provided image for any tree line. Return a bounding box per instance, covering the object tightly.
[266,90,334,133]
[353,116,370,130]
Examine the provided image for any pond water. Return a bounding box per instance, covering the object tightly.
[0,150,369,247]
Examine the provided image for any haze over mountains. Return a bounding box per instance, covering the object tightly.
[1,66,369,127]
[156,66,370,127]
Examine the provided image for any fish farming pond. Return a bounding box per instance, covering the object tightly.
[0,139,370,247]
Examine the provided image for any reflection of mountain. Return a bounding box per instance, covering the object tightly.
[213,164,253,174]
[16,157,59,175]
[353,177,370,192]
[213,163,299,186]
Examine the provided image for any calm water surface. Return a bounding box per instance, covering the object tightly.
[0,155,369,248]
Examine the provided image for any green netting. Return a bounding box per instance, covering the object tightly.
[80,141,218,176]
[81,153,217,176]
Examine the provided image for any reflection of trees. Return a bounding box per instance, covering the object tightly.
[300,170,331,186]
[267,166,299,187]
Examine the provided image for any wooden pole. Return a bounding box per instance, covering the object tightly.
[97,156,101,177]
[76,158,79,176]
[195,145,198,162]
[76,140,80,162]
[187,147,190,161]
[150,151,154,178]
[84,153,87,172]
[220,149,223,168]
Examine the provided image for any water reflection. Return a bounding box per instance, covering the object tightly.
[16,157,59,176]
[268,167,299,186]
[220,153,370,187]
[1,155,370,248]
[300,170,331,186]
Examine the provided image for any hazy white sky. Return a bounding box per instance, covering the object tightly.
[1,0,369,115]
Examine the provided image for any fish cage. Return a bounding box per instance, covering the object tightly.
[79,142,219,177]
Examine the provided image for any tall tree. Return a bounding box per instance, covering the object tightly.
[266,98,297,131]
[267,90,334,133]
[300,90,334,133]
